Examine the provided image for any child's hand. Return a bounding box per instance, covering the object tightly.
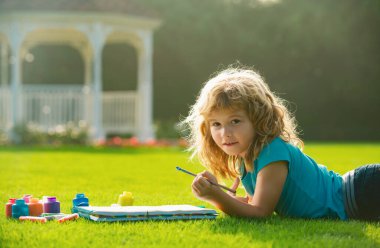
[227,177,240,197]
[191,171,219,201]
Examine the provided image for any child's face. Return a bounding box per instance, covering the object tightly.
[207,108,255,157]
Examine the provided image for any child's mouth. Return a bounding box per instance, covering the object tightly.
[223,142,238,147]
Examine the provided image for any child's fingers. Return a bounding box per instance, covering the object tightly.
[192,177,212,198]
[191,177,201,194]
[199,171,217,184]
[192,175,205,188]
[199,171,209,178]
[193,175,211,191]
[191,184,201,195]
[227,178,239,196]
[231,177,240,190]
[198,176,211,187]
[193,174,203,183]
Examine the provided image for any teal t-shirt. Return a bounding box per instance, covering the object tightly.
[240,137,347,220]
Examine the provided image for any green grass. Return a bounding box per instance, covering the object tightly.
[0,144,379,248]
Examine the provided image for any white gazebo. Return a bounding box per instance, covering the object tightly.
[0,0,161,142]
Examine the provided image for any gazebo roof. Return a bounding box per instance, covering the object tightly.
[0,0,159,19]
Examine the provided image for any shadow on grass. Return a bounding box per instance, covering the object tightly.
[70,215,379,245]
[208,215,380,245]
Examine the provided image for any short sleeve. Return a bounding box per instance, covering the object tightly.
[255,137,291,173]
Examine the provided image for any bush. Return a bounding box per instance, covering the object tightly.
[0,129,9,145]
[154,120,182,139]
[12,121,89,145]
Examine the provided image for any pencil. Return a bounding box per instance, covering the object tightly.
[176,166,236,194]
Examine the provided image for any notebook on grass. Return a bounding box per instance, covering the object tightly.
[77,205,218,222]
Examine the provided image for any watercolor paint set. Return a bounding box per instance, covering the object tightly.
[5,193,89,223]
[4,191,210,223]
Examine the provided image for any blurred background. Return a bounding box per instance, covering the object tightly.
[144,0,380,141]
[0,0,379,143]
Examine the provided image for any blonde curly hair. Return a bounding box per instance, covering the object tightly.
[182,66,303,179]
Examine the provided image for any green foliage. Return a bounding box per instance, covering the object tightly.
[142,0,380,140]
[102,43,138,91]
[154,120,182,139]
[0,144,379,247]
[23,45,84,85]
[12,122,89,145]
[11,0,380,140]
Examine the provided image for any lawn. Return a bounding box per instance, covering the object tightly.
[0,143,379,247]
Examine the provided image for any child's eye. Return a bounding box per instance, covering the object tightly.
[211,122,221,127]
[231,119,241,125]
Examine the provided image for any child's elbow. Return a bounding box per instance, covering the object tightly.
[249,205,273,218]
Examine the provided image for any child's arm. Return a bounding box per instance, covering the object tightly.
[192,161,288,218]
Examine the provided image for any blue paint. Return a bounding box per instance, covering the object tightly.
[72,193,89,213]
[12,199,29,219]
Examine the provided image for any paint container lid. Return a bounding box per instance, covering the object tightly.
[29,198,40,204]
[47,197,57,202]
[23,194,32,203]
[15,199,26,205]
[76,193,85,198]
[8,198,16,204]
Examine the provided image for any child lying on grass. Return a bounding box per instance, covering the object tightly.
[182,66,379,221]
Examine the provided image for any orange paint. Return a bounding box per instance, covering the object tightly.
[28,198,43,216]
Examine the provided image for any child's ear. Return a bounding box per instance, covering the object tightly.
[200,122,208,136]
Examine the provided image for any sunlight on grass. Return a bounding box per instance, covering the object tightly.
[0,144,379,247]
[365,224,380,243]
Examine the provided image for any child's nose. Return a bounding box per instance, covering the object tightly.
[222,127,232,137]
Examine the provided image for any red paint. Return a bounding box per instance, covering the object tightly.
[5,198,16,218]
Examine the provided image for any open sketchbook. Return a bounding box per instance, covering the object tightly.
[76,205,218,222]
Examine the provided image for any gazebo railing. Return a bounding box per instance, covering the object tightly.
[23,85,88,130]
[0,85,138,137]
[102,91,137,134]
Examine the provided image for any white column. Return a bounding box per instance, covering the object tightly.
[86,23,109,141]
[137,31,155,141]
[75,43,92,126]
[8,23,25,141]
[83,46,92,127]
[1,42,8,88]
